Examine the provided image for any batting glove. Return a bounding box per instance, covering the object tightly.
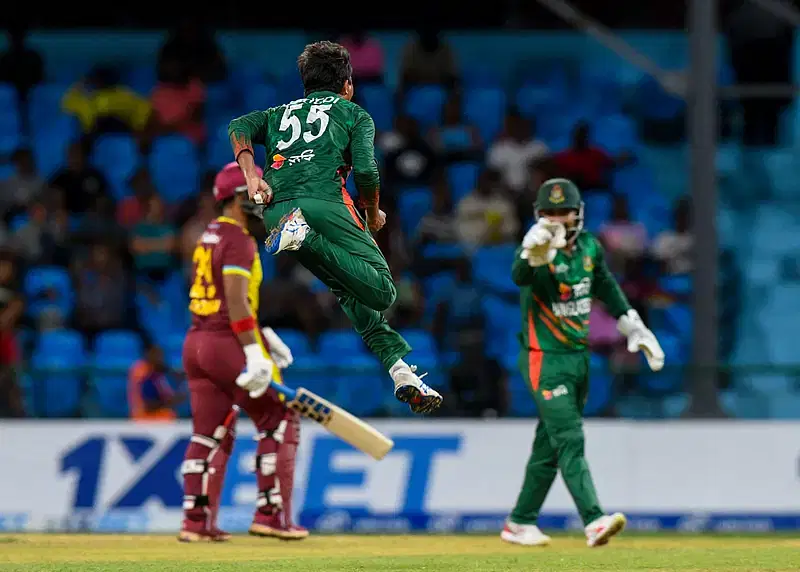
[236,344,275,398]
[616,309,665,372]
[520,218,567,267]
[261,327,294,369]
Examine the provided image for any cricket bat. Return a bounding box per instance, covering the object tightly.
[271,383,394,460]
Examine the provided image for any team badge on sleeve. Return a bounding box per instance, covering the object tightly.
[583,255,594,272]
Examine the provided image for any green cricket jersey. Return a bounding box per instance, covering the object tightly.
[512,232,632,353]
[228,91,381,207]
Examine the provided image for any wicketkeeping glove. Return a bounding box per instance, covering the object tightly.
[261,327,294,369]
[235,344,275,398]
[616,309,665,372]
[520,218,567,267]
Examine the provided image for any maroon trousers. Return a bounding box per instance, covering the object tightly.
[182,330,297,532]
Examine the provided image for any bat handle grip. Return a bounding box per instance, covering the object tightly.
[271,382,296,401]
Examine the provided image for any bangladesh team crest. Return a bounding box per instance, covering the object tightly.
[583,255,594,272]
[549,184,565,204]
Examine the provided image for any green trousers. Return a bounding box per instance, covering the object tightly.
[509,350,604,526]
[263,198,411,371]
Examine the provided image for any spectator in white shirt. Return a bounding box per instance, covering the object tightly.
[652,197,693,275]
[487,111,549,193]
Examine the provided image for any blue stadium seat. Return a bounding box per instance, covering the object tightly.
[638,332,684,394]
[161,332,185,368]
[125,66,157,95]
[769,393,800,420]
[462,65,502,88]
[663,302,692,340]
[397,187,433,237]
[282,354,332,399]
[205,83,235,117]
[149,135,199,203]
[95,330,143,358]
[662,393,689,418]
[764,149,800,200]
[23,266,75,320]
[398,329,438,364]
[481,295,518,359]
[91,134,140,201]
[32,115,78,178]
[206,120,234,169]
[278,72,305,102]
[507,371,537,417]
[0,111,21,155]
[271,329,312,357]
[0,83,18,113]
[659,275,692,298]
[463,87,506,144]
[90,356,132,418]
[515,85,563,120]
[635,76,684,121]
[359,84,393,132]
[28,84,69,130]
[585,353,612,416]
[446,162,480,203]
[583,194,613,233]
[472,245,518,295]
[438,127,473,151]
[421,243,464,259]
[422,273,456,310]
[719,389,770,419]
[592,114,637,154]
[332,354,385,417]
[243,83,279,114]
[318,331,368,358]
[31,329,85,417]
[230,63,269,86]
[404,85,446,128]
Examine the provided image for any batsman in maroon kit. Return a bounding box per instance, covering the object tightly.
[179,162,307,542]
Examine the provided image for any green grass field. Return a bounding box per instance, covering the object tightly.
[0,534,798,571]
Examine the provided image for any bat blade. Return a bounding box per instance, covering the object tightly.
[287,387,394,460]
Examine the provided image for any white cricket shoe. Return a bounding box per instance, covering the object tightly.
[265,208,309,255]
[500,521,551,547]
[585,512,626,547]
[392,365,443,414]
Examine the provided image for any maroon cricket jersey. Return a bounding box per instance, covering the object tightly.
[188,216,262,332]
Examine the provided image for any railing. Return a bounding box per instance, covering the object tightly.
[10,363,800,420]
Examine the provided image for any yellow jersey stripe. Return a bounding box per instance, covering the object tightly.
[223,265,251,278]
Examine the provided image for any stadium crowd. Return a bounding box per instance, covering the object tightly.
[0,25,709,420]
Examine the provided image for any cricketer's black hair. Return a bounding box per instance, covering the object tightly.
[297,41,352,96]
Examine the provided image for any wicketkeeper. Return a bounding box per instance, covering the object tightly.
[501,178,665,548]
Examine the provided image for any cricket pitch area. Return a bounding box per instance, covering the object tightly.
[1,534,799,571]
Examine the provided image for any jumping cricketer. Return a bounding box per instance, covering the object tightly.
[228,41,441,414]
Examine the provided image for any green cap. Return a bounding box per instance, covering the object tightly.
[535,178,582,211]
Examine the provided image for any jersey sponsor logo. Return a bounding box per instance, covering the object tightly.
[549,184,565,204]
[551,297,591,318]
[200,232,220,244]
[554,263,570,274]
[542,385,568,400]
[558,283,571,301]
[271,154,286,169]
[583,255,594,272]
[572,277,592,298]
